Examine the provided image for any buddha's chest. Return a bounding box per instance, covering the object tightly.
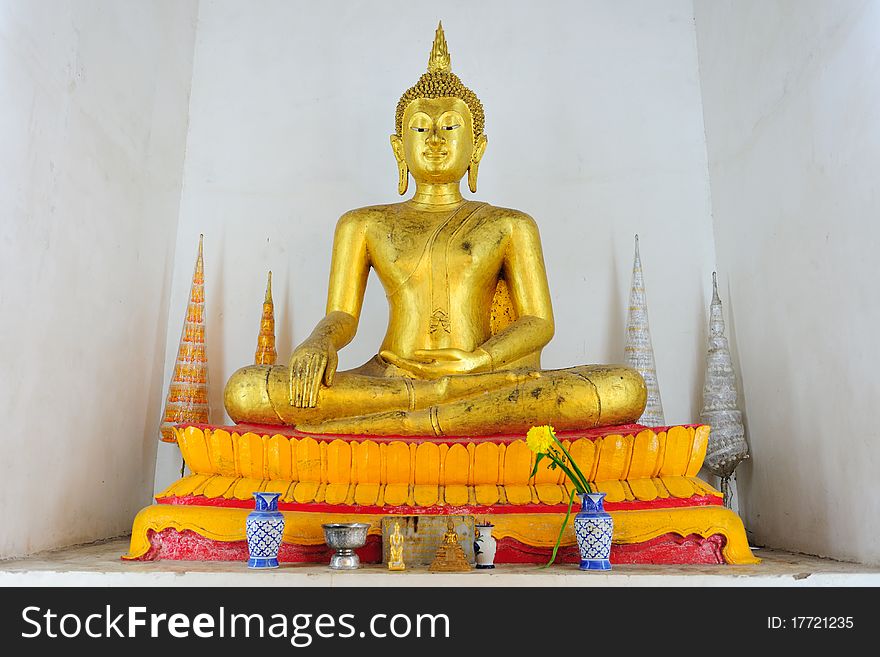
[368,213,507,296]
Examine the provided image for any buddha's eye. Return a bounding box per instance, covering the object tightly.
[411,127,429,132]
[441,124,461,131]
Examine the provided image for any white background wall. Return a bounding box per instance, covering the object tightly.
[695,0,880,564]
[155,0,717,490]
[0,0,198,558]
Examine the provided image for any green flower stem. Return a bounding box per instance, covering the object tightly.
[551,434,592,494]
[543,486,578,568]
[545,453,589,495]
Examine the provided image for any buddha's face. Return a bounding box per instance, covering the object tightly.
[391,97,486,185]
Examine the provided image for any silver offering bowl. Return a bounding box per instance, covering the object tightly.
[322,523,371,570]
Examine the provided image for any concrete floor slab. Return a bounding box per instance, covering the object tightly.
[1,538,878,586]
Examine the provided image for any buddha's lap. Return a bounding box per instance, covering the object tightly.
[224,361,645,427]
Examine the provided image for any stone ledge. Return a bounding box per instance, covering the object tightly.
[2,538,877,587]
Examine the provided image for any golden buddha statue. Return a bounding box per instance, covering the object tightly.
[387,521,405,571]
[224,23,646,436]
[429,519,471,572]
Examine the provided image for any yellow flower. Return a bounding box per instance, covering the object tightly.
[526,425,556,454]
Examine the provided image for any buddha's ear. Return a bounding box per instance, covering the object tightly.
[472,134,488,165]
[390,134,405,164]
[390,134,408,195]
[468,134,488,194]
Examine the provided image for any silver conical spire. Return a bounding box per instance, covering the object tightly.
[700,273,749,505]
[624,235,665,427]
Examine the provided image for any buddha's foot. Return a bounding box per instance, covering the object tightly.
[295,410,433,436]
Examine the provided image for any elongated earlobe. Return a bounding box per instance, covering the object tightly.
[390,134,408,195]
[398,161,409,195]
[467,162,479,193]
[468,134,488,194]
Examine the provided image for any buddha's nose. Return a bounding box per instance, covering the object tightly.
[427,130,443,146]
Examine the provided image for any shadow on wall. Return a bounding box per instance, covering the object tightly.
[209,232,226,425]
[692,275,710,430]
[278,266,294,382]
[723,278,752,530]
[725,278,834,555]
[606,232,624,363]
[140,246,173,503]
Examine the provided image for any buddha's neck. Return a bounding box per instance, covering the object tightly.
[409,181,464,209]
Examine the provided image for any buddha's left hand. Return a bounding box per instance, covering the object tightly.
[380,348,491,379]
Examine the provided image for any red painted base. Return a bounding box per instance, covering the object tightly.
[139,528,383,564]
[136,528,725,565]
[493,534,725,565]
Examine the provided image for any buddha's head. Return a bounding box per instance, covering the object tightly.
[391,23,488,194]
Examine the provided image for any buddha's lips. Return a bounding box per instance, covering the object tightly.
[423,151,448,159]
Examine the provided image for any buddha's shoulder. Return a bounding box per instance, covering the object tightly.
[329,205,387,237]
[478,204,538,224]
[333,204,398,229]
[476,204,542,239]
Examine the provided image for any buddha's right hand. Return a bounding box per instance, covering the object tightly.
[288,339,338,408]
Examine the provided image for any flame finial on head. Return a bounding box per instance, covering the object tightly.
[428,21,451,74]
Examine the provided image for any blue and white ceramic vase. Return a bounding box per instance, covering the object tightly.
[246,492,284,569]
[574,491,613,571]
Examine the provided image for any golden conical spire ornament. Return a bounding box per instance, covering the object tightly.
[159,235,210,443]
[624,235,665,427]
[254,271,277,366]
[427,21,451,73]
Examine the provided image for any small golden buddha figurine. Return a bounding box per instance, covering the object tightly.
[429,519,471,572]
[387,521,405,571]
[224,23,646,436]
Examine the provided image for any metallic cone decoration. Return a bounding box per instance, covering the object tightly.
[701,273,749,506]
[254,271,277,365]
[159,235,210,443]
[624,235,665,427]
